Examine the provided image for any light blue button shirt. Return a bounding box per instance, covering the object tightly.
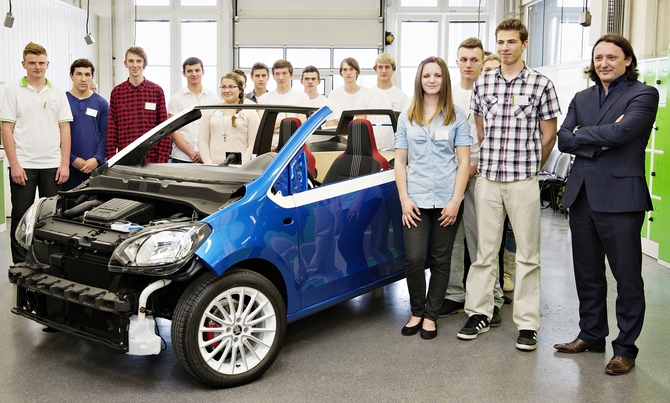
[394,106,472,209]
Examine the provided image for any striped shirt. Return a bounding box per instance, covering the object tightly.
[471,64,561,182]
[106,78,170,163]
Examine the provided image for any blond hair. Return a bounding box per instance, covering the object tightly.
[23,42,47,60]
[458,37,484,59]
[374,52,396,71]
[483,54,501,64]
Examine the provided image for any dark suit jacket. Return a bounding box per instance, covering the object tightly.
[557,79,658,213]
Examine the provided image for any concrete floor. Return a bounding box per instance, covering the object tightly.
[1,209,670,403]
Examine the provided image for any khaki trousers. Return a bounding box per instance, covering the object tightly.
[465,176,541,331]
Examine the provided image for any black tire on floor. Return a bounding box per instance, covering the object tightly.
[172,269,287,387]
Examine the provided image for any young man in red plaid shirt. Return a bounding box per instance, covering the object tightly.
[106,46,170,163]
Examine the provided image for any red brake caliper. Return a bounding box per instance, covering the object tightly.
[203,320,221,349]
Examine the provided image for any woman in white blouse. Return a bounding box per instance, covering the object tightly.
[199,72,260,165]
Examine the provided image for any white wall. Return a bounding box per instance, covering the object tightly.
[534,61,591,127]
[629,0,668,60]
[52,0,114,98]
[87,0,114,99]
[0,0,99,90]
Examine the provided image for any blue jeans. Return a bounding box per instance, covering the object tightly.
[404,204,463,322]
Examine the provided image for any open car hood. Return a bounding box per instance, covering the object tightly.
[105,107,203,168]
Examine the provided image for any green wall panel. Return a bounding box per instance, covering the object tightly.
[639,55,669,262]
[652,152,665,190]
[656,107,668,150]
[642,61,656,86]
[658,59,668,103]
[653,197,670,263]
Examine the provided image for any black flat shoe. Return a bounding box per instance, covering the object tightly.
[421,327,437,340]
[401,318,423,336]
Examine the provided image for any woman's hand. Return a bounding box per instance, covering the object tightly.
[401,198,421,228]
[439,200,460,227]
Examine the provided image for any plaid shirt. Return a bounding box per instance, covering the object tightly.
[471,64,561,182]
[106,78,170,163]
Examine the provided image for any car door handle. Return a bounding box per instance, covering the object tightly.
[283,217,293,225]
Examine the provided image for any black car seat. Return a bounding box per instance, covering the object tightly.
[321,119,388,185]
[275,117,317,178]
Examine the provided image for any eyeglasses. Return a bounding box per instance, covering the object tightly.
[220,85,239,90]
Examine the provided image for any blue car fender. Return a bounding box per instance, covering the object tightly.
[194,107,333,314]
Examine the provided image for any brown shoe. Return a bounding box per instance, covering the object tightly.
[605,355,635,375]
[553,337,606,353]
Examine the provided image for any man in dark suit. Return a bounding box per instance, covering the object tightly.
[553,34,659,375]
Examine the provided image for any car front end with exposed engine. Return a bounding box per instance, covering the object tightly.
[8,105,406,387]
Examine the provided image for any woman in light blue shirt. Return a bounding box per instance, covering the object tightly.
[394,56,472,339]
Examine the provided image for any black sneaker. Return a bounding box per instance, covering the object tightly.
[438,299,465,318]
[490,306,502,327]
[516,330,538,351]
[457,314,490,340]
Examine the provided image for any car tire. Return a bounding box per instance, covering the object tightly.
[172,268,287,387]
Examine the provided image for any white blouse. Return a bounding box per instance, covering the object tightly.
[199,107,260,165]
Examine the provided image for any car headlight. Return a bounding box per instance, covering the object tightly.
[15,198,47,249]
[109,223,212,275]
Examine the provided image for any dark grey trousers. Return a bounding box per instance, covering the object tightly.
[403,204,463,321]
[9,167,60,264]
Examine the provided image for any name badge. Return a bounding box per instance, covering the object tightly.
[433,130,449,141]
[513,95,530,106]
[86,108,98,117]
[145,102,157,110]
[43,100,58,111]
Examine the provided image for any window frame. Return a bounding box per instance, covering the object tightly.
[127,2,231,101]
[524,0,592,68]
[394,12,492,96]
[236,46,380,95]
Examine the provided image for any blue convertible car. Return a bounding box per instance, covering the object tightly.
[8,105,405,387]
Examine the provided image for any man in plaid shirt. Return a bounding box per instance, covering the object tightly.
[457,18,561,351]
[106,46,170,163]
